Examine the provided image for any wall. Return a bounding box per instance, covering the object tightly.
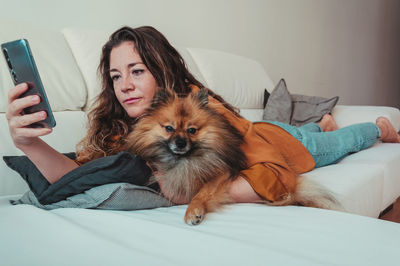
[1,0,399,108]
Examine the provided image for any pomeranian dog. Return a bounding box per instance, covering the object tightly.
[124,88,247,225]
[125,88,343,225]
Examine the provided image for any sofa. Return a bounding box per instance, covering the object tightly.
[1,21,400,265]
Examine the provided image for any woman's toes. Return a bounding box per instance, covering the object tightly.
[376,117,400,143]
[318,114,339,132]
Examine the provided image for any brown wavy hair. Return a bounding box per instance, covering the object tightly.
[76,26,240,164]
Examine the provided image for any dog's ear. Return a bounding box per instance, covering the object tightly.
[192,89,209,107]
[151,88,177,108]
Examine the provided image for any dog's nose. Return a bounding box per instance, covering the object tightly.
[175,138,187,149]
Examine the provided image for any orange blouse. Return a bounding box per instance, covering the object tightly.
[194,86,316,202]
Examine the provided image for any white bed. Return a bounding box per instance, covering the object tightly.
[1,194,400,266]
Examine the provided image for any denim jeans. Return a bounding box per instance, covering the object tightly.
[265,121,381,168]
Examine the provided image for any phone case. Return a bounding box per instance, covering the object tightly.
[1,39,56,128]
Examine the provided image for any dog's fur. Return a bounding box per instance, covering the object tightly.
[124,88,343,225]
[124,89,247,224]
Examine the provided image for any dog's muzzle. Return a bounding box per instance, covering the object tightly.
[169,137,190,155]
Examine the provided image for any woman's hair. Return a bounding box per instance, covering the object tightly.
[76,26,240,164]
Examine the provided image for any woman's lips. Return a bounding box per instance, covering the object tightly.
[124,97,141,104]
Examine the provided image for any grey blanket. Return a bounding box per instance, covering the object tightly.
[11,182,173,210]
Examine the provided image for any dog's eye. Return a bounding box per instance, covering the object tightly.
[187,128,197,135]
[165,125,175,133]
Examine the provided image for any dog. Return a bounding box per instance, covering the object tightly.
[125,88,343,225]
[124,88,248,225]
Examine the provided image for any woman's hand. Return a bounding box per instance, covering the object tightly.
[6,83,52,148]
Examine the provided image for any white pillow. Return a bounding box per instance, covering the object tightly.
[62,28,111,110]
[0,18,87,113]
[186,48,274,109]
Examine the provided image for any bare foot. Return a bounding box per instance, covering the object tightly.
[376,117,400,143]
[318,114,339,132]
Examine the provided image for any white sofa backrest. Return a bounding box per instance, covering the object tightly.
[61,27,274,117]
[0,19,87,113]
[1,19,274,119]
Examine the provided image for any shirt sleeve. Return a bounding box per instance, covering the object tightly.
[240,163,296,202]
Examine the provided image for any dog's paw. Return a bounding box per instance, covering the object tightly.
[184,205,206,225]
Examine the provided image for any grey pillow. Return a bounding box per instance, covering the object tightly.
[291,94,339,126]
[262,79,339,126]
[263,79,292,124]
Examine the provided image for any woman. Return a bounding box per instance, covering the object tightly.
[6,26,400,205]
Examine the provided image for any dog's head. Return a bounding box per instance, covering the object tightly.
[127,88,212,157]
[153,88,209,155]
[125,87,247,185]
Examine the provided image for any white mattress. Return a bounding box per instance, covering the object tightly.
[339,143,400,210]
[302,163,383,218]
[1,195,399,266]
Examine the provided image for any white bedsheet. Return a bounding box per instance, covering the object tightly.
[1,195,399,266]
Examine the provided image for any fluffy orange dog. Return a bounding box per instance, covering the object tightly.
[125,89,247,225]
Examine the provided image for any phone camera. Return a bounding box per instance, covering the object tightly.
[2,48,9,59]
[11,70,18,83]
[2,48,13,70]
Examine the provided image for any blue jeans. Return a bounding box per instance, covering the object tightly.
[265,121,381,168]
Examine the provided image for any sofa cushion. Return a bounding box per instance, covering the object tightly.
[302,163,383,218]
[338,143,400,210]
[0,18,87,112]
[186,48,274,109]
[61,28,110,110]
[332,105,400,131]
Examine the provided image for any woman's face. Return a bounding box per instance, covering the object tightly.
[109,41,158,118]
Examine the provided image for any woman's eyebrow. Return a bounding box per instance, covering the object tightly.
[109,62,144,73]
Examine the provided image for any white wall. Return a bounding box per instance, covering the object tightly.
[1,0,399,108]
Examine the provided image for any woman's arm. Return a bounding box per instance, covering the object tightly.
[21,138,79,183]
[228,176,263,203]
[7,83,79,184]
[158,174,263,205]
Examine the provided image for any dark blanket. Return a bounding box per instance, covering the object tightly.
[3,152,158,205]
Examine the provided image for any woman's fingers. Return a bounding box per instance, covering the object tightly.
[7,83,29,103]
[9,110,47,128]
[16,127,52,138]
[6,95,40,119]
[12,127,53,147]
[6,83,40,119]
[6,83,53,147]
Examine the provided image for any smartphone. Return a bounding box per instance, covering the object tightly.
[1,39,56,128]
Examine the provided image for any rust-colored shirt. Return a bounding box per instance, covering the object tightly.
[194,86,316,202]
